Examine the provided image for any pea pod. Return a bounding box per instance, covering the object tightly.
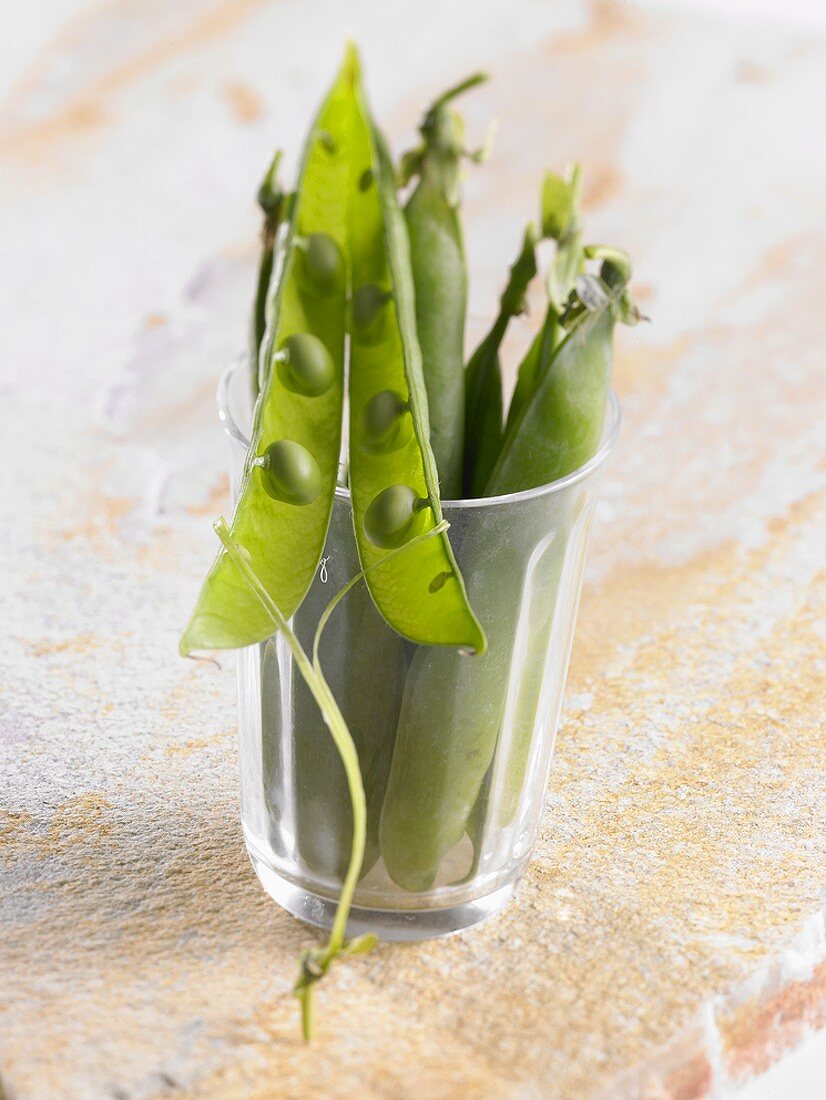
[462,223,538,497]
[503,165,582,437]
[285,503,406,882]
[504,302,557,437]
[346,61,485,652]
[381,309,616,891]
[180,59,351,654]
[401,74,487,497]
[471,268,640,846]
[382,229,638,890]
[249,152,287,399]
[380,515,537,891]
[380,219,541,889]
[486,303,615,495]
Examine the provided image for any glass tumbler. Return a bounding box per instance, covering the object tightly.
[220,361,619,941]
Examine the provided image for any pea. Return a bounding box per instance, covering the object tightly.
[381,575,518,892]
[363,485,423,549]
[285,503,407,883]
[360,390,411,453]
[298,232,344,296]
[382,310,617,891]
[277,333,335,397]
[259,440,322,506]
[349,283,392,346]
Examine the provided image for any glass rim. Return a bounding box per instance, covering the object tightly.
[218,359,621,510]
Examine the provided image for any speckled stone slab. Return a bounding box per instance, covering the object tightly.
[1,2,824,1098]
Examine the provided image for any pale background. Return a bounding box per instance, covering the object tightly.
[1,1,824,1098]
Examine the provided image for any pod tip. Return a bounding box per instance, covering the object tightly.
[341,41,362,85]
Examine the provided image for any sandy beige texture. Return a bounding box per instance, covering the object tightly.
[1,2,824,1097]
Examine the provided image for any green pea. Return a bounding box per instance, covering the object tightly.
[278,333,335,396]
[284,502,407,884]
[257,150,285,219]
[259,440,322,506]
[299,233,344,295]
[361,390,410,453]
[349,283,392,345]
[363,485,423,549]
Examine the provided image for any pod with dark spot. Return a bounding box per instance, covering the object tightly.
[180,55,351,657]
[346,80,484,653]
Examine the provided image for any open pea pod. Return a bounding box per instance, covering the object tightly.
[180,60,352,654]
[346,63,485,653]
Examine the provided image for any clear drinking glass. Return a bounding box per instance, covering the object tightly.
[220,360,620,941]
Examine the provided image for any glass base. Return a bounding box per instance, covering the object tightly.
[248,847,517,943]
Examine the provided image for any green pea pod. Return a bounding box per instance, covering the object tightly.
[472,283,641,841]
[402,74,487,498]
[180,58,352,655]
[380,520,531,891]
[486,304,615,495]
[249,152,287,399]
[346,59,485,653]
[504,305,559,438]
[462,223,538,497]
[543,164,584,316]
[284,505,406,882]
[463,338,503,498]
[384,288,627,891]
[499,164,583,439]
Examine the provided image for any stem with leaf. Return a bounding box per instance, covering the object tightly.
[213,515,449,1040]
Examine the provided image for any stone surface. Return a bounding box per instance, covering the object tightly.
[1,2,824,1098]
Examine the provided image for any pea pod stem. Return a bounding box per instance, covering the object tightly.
[429,71,488,111]
[218,515,452,1038]
[213,517,371,1041]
